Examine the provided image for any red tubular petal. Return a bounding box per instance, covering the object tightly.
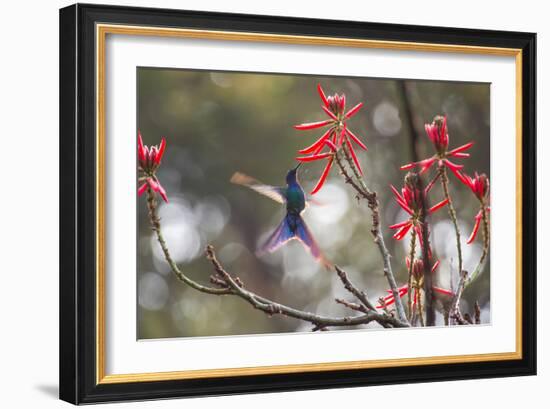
[157,181,169,203]
[296,152,332,162]
[467,215,482,244]
[149,146,158,163]
[448,142,474,156]
[443,159,464,172]
[345,139,363,175]
[393,223,412,240]
[451,152,470,158]
[420,158,437,174]
[377,297,395,308]
[345,128,368,151]
[138,131,145,161]
[434,286,454,296]
[321,106,339,121]
[310,157,334,195]
[398,203,414,216]
[449,167,469,185]
[378,285,409,308]
[156,137,166,164]
[390,185,414,215]
[425,124,438,144]
[317,84,329,107]
[400,162,417,170]
[431,260,440,272]
[441,116,449,147]
[389,219,412,230]
[142,146,150,167]
[294,119,333,130]
[390,184,405,202]
[148,178,169,202]
[147,177,159,192]
[298,128,334,154]
[324,139,337,152]
[429,198,449,213]
[345,102,363,118]
[137,182,148,196]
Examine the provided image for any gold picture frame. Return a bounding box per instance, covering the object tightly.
[60,3,536,404]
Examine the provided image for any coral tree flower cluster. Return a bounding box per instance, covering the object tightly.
[137,130,168,203]
[456,172,490,243]
[294,84,368,194]
[401,115,474,176]
[389,173,449,244]
[377,259,453,309]
[397,115,490,245]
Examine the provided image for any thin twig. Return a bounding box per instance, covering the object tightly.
[450,311,468,325]
[439,165,463,274]
[335,265,377,312]
[407,229,417,320]
[467,203,490,285]
[334,149,408,324]
[474,301,481,325]
[146,188,229,295]
[335,298,366,313]
[417,289,425,327]
[411,172,435,326]
[449,269,469,325]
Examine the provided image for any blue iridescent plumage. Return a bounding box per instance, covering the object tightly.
[230,164,328,266]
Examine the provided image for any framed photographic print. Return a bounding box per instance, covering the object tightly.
[59,3,536,404]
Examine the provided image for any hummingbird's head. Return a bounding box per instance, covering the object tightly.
[286,162,301,184]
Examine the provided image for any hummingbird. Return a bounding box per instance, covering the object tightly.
[230,164,330,267]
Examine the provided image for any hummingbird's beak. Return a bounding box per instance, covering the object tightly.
[294,162,302,171]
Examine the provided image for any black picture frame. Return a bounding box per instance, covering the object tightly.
[59,3,536,404]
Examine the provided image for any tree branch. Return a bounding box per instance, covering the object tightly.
[206,245,409,328]
[334,149,409,324]
[439,165,463,274]
[335,265,377,312]
[449,269,468,325]
[145,188,409,330]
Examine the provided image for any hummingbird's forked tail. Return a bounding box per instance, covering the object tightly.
[258,213,332,269]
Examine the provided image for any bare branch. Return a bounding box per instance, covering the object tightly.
[205,245,409,328]
[474,301,481,325]
[439,165,463,276]
[335,265,376,312]
[334,150,408,324]
[145,188,230,296]
[335,298,366,313]
[449,269,469,325]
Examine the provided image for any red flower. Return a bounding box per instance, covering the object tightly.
[389,179,449,243]
[137,130,168,202]
[465,207,491,244]
[295,84,367,194]
[401,115,474,177]
[456,172,490,202]
[451,172,490,244]
[377,259,453,309]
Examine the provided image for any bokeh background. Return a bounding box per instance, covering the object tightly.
[137,68,490,339]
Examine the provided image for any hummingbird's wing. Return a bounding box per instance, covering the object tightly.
[230,172,286,204]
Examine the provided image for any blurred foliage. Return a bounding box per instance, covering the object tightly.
[137,68,490,339]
